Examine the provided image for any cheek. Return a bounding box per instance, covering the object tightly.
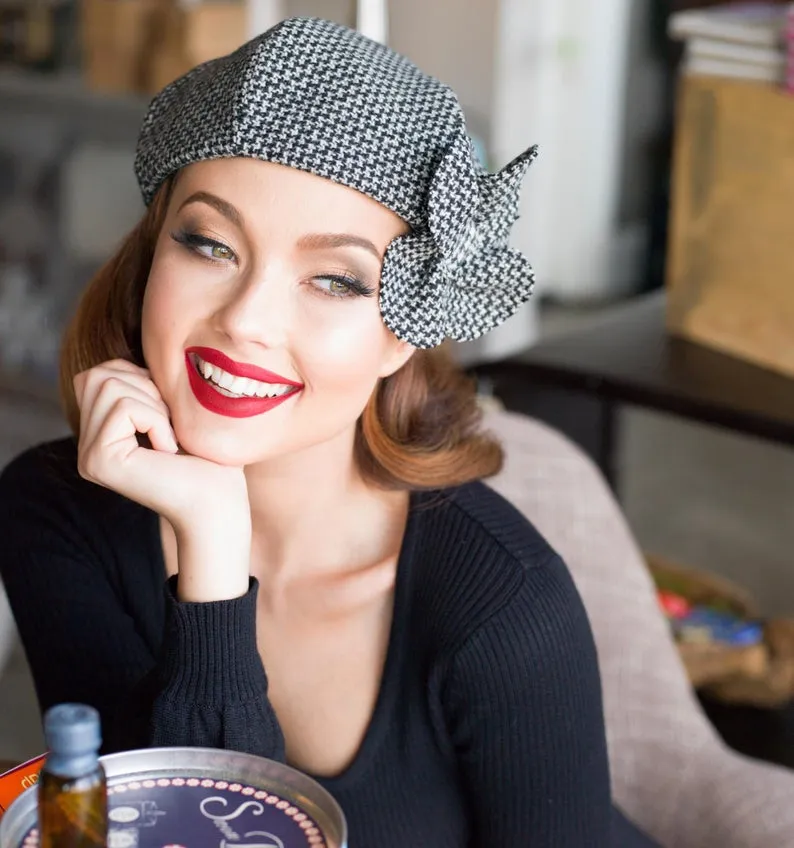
[141,280,169,373]
[141,264,192,370]
[298,310,390,404]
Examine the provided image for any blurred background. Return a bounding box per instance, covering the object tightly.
[1,0,794,767]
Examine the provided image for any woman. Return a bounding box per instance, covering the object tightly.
[0,17,657,847]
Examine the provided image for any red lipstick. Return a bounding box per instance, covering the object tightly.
[185,347,302,419]
[187,347,303,386]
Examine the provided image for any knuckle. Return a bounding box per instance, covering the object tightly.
[104,375,126,392]
[97,376,127,402]
[79,366,106,393]
[77,451,97,481]
[112,395,138,416]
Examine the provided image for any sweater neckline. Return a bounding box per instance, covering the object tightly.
[145,487,435,791]
[300,488,430,791]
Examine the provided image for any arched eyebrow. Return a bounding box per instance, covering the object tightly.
[177,192,383,260]
[297,233,381,260]
[177,191,243,228]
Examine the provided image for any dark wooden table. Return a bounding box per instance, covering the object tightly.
[474,290,794,488]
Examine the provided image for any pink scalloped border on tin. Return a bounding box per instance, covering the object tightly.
[20,776,327,848]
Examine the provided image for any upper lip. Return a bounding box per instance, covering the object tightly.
[186,346,303,387]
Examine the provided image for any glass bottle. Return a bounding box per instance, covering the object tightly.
[38,703,108,848]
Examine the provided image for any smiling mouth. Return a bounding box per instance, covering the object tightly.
[188,352,298,400]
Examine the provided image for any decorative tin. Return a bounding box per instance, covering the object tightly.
[0,748,346,848]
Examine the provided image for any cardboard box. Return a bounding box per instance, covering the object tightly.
[666,74,794,378]
[80,0,246,96]
[0,754,46,820]
[145,1,247,93]
[80,0,162,94]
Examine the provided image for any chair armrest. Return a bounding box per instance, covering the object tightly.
[485,408,794,847]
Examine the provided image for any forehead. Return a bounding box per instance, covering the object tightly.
[171,158,409,242]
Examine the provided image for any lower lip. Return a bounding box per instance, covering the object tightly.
[185,354,300,418]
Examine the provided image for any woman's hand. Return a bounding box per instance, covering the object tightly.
[74,359,251,600]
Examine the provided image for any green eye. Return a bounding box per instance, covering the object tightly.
[211,244,233,260]
[171,230,238,264]
[311,274,376,299]
[313,276,352,296]
[328,278,350,294]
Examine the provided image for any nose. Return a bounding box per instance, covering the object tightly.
[212,269,292,349]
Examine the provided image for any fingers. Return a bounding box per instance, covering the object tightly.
[78,395,178,486]
[80,377,172,447]
[69,359,249,534]
[74,360,179,490]
[74,360,163,413]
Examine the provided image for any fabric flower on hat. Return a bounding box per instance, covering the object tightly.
[380,133,538,348]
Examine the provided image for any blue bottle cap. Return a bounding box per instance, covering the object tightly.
[44,703,102,758]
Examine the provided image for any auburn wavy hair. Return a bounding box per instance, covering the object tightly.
[59,178,503,490]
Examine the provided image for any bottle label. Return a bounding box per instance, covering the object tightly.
[0,755,47,820]
[16,775,329,847]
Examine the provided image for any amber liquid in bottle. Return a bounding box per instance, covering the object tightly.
[38,767,107,848]
[38,704,108,848]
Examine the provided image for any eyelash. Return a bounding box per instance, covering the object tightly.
[169,230,376,299]
[171,230,235,263]
[314,273,376,299]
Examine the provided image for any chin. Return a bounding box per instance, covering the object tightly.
[173,426,261,467]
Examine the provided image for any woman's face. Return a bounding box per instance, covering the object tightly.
[141,158,414,467]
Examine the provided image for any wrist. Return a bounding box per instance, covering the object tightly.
[173,520,252,603]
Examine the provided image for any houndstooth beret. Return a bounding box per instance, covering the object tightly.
[134,16,537,348]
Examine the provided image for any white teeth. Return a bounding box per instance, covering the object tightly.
[228,376,250,395]
[216,368,235,390]
[194,355,296,400]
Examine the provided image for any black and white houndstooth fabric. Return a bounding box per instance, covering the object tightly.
[134,16,537,348]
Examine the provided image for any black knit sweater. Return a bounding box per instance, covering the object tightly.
[0,439,656,847]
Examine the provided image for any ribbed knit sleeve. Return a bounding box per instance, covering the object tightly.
[443,552,613,847]
[150,576,285,759]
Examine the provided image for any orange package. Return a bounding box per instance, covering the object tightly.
[0,754,46,819]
